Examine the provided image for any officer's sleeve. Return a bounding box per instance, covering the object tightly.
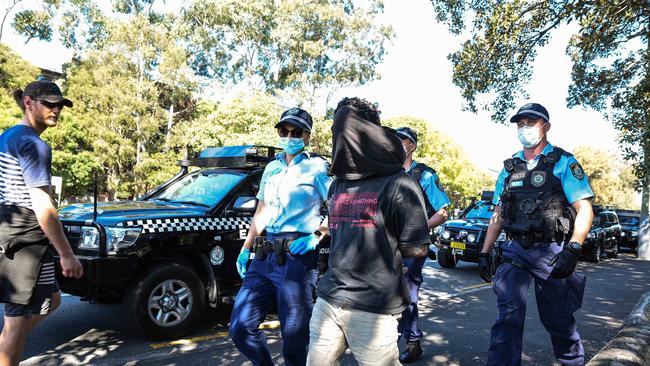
[315,161,334,201]
[557,155,595,204]
[420,170,450,211]
[493,168,508,206]
[256,163,275,202]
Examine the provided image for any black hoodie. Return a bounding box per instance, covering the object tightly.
[318,106,430,315]
[329,106,405,180]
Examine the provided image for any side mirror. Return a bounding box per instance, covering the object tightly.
[232,196,258,213]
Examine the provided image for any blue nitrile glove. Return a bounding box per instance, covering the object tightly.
[236,248,251,279]
[289,234,320,255]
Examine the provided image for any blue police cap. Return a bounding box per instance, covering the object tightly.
[395,127,418,144]
[509,103,549,123]
[275,108,313,132]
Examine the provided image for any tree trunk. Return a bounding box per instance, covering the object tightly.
[637,180,650,260]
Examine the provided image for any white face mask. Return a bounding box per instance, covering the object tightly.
[518,124,545,148]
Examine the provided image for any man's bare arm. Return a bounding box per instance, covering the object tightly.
[29,187,83,278]
[480,205,504,254]
[427,207,449,229]
[569,199,594,245]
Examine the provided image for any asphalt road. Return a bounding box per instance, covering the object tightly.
[5,250,649,365]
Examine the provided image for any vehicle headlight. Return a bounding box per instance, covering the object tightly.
[497,232,506,242]
[434,226,444,236]
[442,230,451,240]
[106,227,142,253]
[632,231,638,237]
[621,232,626,237]
[79,227,100,249]
[587,232,595,240]
[467,233,477,243]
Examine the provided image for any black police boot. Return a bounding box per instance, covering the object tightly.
[399,341,423,363]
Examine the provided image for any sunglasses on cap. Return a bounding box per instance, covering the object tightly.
[36,99,66,109]
[277,126,304,138]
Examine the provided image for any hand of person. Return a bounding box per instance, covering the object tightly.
[236,248,251,279]
[478,252,492,283]
[60,254,84,279]
[289,234,320,255]
[550,245,580,279]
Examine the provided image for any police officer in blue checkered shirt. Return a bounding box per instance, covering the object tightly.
[479,103,594,366]
[229,108,333,366]
[395,126,450,363]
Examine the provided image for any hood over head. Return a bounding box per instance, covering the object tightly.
[329,106,405,180]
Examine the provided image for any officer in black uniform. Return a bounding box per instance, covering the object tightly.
[479,103,594,366]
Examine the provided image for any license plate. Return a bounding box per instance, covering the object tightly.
[450,241,466,250]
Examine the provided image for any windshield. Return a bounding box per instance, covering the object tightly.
[464,201,495,220]
[151,169,245,207]
[618,215,639,226]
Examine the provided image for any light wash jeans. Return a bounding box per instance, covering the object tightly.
[307,297,401,366]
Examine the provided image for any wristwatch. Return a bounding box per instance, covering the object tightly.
[566,241,581,253]
[313,230,324,239]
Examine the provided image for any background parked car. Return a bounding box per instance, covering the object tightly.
[582,208,622,262]
[615,209,640,250]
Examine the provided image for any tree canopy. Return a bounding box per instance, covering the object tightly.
[430,0,649,215]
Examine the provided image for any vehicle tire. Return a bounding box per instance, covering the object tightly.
[608,241,619,259]
[438,251,457,268]
[590,244,601,263]
[126,262,206,340]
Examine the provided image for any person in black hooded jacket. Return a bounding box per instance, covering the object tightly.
[307,97,431,366]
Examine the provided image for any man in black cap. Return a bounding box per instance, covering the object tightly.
[478,102,594,366]
[395,126,450,363]
[229,108,332,366]
[0,80,82,366]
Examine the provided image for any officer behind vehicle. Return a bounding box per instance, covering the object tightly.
[229,108,332,366]
[395,127,450,363]
[479,103,594,366]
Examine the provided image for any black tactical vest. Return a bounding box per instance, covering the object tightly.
[500,148,576,242]
[409,163,437,218]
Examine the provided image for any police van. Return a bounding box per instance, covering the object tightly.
[55,146,274,339]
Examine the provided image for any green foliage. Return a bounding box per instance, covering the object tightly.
[180,0,393,104]
[0,44,39,126]
[573,146,639,210]
[430,0,649,213]
[12,9,53,42]
[382,116,495,208]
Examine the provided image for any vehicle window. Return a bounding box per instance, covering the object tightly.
[592,215,601,226]
[463,201,495,220]
[618,215,639,226]
[151,169,245,207]
[610,214,619,224]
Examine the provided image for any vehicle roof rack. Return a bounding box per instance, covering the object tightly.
[177,145,278,170]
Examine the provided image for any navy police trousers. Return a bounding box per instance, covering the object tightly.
[229,232,318,366]
[488,240,586,366]
[398,256,426,342]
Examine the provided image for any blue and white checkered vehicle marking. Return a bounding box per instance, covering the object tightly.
[117,217,252,234]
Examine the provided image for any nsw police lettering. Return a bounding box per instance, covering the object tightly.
[511,172,526,180]
[510,181,524,188]
[329,192,378,228]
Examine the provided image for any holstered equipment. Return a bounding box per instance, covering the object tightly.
[253,236,291,265]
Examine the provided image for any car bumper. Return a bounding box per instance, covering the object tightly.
[437,241,481,263]
[54,255,139,300]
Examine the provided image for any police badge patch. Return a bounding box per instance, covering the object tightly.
[287,108,301,115]
[531,171,546,187]
[435,178,445,192]
[210,246,225,266]
[570,162,585,180]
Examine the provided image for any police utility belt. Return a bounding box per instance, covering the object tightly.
[253,236,292,265]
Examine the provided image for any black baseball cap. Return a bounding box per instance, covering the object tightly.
[22,80,73,108]
[509,103,549,123]
[396,127,418,144]
[275,108,313,132]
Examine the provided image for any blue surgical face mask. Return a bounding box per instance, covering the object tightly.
[279,137,305,155]
[518,124,545,148]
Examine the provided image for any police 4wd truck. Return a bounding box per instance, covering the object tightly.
[436,191,505,268]
[55,146,274,339]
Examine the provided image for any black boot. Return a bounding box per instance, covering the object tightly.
[399,341,423,363]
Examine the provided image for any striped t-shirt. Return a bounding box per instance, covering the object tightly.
[0,125,52,210]
[0,125,54,285]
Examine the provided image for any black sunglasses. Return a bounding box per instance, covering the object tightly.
[278,126,304,138]
[37,99,65,109]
